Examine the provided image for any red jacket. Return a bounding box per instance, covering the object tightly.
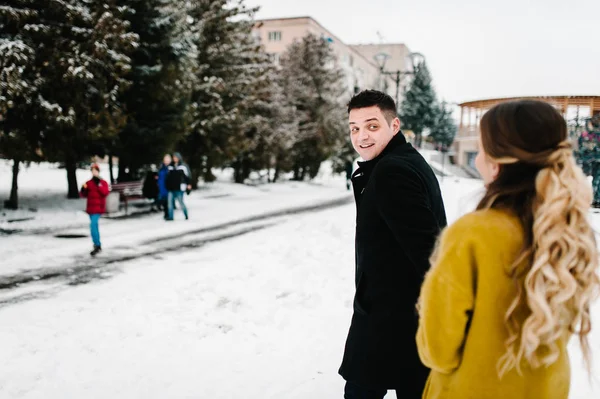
[81,178,110,214]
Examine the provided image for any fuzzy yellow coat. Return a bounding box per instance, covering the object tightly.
[416,209,570,399]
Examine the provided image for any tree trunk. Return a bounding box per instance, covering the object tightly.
[108,154,115,184]
[242,157,251,183]
[65,156,79,199]
[415,133,423,149]
[232,159,244,184]
[191,168,201,189]
[5,158,20,209]
[299,167,307,181]
[118,158,127,182]
[273,163,280,183]
[203,156,216,183]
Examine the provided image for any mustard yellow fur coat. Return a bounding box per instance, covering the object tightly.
[416,209,570,399]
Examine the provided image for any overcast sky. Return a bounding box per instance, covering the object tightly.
[245,0,600,104]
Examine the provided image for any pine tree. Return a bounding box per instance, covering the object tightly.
[279,33,347,181]
[399,60,438,148]
[429,101,457,148]
[183,0,274,184]
[0,19,41,208]
[1,0,138,198]
[117,0,196,181]
[262,75,299,183]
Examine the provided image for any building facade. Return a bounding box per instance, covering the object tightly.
[252,16,412,102]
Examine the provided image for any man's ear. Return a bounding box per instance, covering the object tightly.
[392,117,401,135]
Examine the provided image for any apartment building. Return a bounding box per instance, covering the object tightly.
[252,16,412,101]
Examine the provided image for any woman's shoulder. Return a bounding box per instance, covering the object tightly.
[444,208,523,243]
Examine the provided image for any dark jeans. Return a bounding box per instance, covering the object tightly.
[159,196,169,218]
[344,381,395,399]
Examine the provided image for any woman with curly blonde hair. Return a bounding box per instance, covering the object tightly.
[416,100,599,399]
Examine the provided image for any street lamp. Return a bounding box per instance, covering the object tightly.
[373,51,424,110]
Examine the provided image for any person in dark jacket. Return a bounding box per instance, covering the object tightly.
[345,159,354,190]
[80,163,110,256]
[157,154,172,218]
[142,170,159,207]
[165,152,191,220]
[339,90,447,398]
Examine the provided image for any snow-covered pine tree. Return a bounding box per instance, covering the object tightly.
[0,4,40,208]
[1,0,138,198]
[279,33,347,181]
[261,74,299,183]
[429,101,457,148]
[184,0,274,184]
[117,0,196,180]
[399,60,438,148]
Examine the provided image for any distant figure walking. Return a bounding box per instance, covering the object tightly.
[80,164,110,256]
[166,152,191,221]
[157,154,172,219]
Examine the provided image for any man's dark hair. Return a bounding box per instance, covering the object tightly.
[347,90,398,124]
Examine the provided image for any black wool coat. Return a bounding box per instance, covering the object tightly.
[339,133,447,394]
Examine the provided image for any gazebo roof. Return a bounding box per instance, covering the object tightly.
[459,95,600,111]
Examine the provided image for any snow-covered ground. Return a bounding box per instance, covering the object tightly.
[0,161,355,280]
[0,161,599,398]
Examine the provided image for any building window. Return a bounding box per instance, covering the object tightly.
[268,31,282,41]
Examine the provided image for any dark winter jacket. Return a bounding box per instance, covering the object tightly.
[157,164,169,198]
[166,162,191,192]
[339,133,447,393]
[142,171,159,200]
[80,177,110,215]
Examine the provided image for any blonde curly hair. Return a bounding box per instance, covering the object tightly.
[476,100,600,377]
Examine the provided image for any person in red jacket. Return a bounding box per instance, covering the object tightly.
[80,164,110,256]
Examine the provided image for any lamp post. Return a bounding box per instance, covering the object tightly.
[373,51,424,110]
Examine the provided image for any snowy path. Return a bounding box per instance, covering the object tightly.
[0,177,353,283]
[1,190,599,398]
[0,195,353,298]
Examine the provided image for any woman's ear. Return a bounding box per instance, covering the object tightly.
[490,161,500,181]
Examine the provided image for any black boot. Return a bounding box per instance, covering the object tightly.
[90,245,102,256]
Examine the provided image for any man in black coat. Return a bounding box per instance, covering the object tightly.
[339,90,447,398]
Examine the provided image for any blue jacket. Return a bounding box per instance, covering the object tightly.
[157,164,169,198]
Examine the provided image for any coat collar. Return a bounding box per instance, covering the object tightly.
[353,132,407,179]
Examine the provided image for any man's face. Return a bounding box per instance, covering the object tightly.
[173,156,180,164]
[92,168,99,178]
[349,106,400,161]
[163,155,172,165]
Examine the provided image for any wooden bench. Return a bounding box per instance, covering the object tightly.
[111,180,144,214]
